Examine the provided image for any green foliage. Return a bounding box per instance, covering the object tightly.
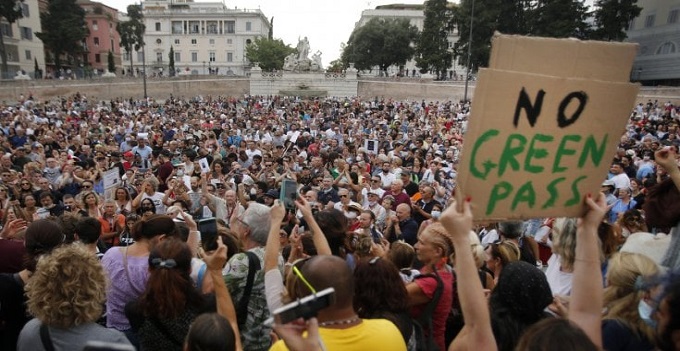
[592,0,641,41]
[116,4,145,76]
[454,0,590,71]
[416,0,454,77]
[37,0,89,74]
[0,0,24,76]
[107,50,115,73]
[245,37,296,71]
[168,46,175,76]
[341,17,419,73]
[327,58,345,72]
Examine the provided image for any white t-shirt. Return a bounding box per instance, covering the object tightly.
[545,254,573,296]
[143,192,166,214]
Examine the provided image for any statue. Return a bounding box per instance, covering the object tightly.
[296,37,310,61]
[282,37,321,72]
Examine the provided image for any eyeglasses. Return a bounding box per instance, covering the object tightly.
[82,185,92,189]
[21,182,30,185]
[371,179,380,182]
[339,194,348,198]
[292,264,317,294]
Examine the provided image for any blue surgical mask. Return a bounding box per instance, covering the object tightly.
[431,210,441,219]
[638,300,657,328]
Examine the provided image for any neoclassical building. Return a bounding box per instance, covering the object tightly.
[134,0,270,76]
[626,0,680,86]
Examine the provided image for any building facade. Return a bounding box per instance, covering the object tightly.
[79,0,122,74]
[355,3,464,78]
[626,0,680,85]
[136,0,270,77]
[0,0,45,79]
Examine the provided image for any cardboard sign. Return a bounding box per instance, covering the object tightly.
[103,168,121,189]
[456,34,639,220]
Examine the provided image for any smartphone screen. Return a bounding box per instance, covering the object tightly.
[198,217,218,251]
[279,178,298,210]
[272,287,335,325]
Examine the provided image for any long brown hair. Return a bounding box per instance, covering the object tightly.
[138,238,204,319]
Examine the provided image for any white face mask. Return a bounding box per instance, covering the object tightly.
[368,200,377,206]
[431,210,441,219]
[638,300,657,328]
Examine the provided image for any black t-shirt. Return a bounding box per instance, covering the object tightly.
[0,273,28,351]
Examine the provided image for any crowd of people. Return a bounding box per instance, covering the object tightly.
[0,92,679,351]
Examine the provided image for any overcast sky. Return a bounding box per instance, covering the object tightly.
[102,0,597,67]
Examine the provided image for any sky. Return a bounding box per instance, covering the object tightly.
[102,0,597,66]
[101,0,430,66]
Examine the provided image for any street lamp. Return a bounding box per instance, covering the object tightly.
[142,41,147,100]
[463,0,475,102]
[203,61,206,75]
[208,61,211,75]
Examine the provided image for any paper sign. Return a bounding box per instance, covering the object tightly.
[198,157,210,174]
[290,131,301,143]
[103,169,121,189]
[456,34,639,220]
[364,139,379,154]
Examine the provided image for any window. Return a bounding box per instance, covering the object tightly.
[172,21,182,34]
[155,22,161,31]
[209,52,215,62]
[94,37,99,46]
[21,3,29,17]
[227,38,232,44]
[174,39,180,45]
[226,21,235,33]
[191,39,197,45]
[156,52,163,62]
[669,10,679,24]
[628,19,635,31]
[95,54,101,63]
[123,52,130,61]
[657,41,677,55]
[645,14,656,28]
[20,27,32,40]
[1,23,12,37]
[92,20,98,31]
[189,21,199,34]
[175,51,181,62]
[246,21,251,31]
[207,21,217,34]
[227,52,233,62]
[191,52,198,62]
[25,50,31,60]
[209,39,215,45]
[137,51,144,62]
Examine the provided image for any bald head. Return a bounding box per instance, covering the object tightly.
[297,255,354,309]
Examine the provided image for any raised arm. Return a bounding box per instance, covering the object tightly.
[294,196,331,256]
[440,199,497,351]
[570,193,607,348]
[204,237,242,351]
[265,201,286,272]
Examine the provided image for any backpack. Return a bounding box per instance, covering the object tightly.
[411,266,444,351]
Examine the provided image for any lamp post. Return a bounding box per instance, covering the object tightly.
[637,67,643,83]
[142,41,147,100]
[463,0,475,102]
[203,61,206,75]
[208,60,211,75]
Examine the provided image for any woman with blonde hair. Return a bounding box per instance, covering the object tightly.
[601,252,659,351]
[545,217,578,296]
[80,191,102,218]
[485,240,521,285]
[17,243,131,350]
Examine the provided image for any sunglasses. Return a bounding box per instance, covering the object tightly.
[339,194,348,198]
[82,185,92,189]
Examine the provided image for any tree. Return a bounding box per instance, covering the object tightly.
[245,37,295,71]
[37,0,88,76]
[116,4,145,77]
[107,50,115,73]
[0,0,23,78]
[168,46,175,76]
[416,0,454,78]
[34,58,40,78]
[533,0,590,39]
[592,0,642,41]
[327,59,344,72]
[341,18,419,74]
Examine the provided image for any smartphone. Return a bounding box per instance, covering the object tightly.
[280,178,298,210]
[198,217,218,251]
[83,341,136,351]
[267,287,335,326]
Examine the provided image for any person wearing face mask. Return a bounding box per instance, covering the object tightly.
[363,191,387,230]
[601,252,660,351]
[412,185,440,226]
[417,203,443,237]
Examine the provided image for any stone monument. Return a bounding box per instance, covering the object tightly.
[283,37,323,72]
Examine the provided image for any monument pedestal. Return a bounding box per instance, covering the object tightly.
[250,68,357,98]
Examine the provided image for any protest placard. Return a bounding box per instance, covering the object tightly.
[364,139,379,154]
[456,34,640,220]
[103,169,121,189]
[198,158,210,174]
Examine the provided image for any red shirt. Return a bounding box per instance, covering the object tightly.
[410,268,454,351]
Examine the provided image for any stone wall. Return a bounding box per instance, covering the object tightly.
[0,77,250,101]
[0,76,678,103]
[249,70,358,98]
